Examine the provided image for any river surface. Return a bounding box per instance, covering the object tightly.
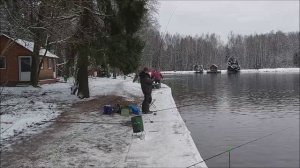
[163,72,299,168]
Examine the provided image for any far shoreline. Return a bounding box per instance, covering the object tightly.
[162,68,300,74]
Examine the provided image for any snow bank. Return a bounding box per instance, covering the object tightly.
[162,68,299,75]
[162,71,195,74]
[241,68,299,73]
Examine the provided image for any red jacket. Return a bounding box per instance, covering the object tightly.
[151,70,163,80]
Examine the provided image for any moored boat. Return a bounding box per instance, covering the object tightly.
[207,64,221,73]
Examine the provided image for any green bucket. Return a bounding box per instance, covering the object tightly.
[131,116,144,133]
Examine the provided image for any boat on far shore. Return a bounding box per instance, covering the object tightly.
[207,64,221,73]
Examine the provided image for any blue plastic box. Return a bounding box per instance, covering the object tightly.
[128,104,141,115]
[103,105,113,114]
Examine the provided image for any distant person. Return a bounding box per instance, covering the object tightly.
[139,67,154,114]
[151,69,163,88]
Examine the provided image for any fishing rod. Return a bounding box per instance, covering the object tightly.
[41,120,126,125]
[154,2,179,69]
[39,103,199,125]
[185,126,293,168]
[1,101,195,130]
[153,102,202,112]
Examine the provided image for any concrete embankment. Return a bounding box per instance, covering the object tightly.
[124,84,207,168]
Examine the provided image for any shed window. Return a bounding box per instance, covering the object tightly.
[48,58,52,69]
[0,56,6,69]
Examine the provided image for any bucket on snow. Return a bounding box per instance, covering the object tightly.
[131,116,144,133]
[103,105,113,115]
[121,107,131,117]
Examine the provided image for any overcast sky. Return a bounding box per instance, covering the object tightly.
[157,0,299,41]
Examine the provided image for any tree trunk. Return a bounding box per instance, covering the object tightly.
[30,2,46,87]
[37,37,49,81]
[31,37,41,87]
[76,47,90,98]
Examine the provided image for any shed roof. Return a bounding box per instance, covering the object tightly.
[1,34,59,58]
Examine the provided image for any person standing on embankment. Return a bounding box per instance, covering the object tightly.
[151,69,163,88]
[139,67,154,114]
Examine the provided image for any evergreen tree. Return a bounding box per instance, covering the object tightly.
[107,0,148,75]
[73,0,107,98]
[294,50,300,67]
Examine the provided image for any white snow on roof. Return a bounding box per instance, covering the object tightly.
[2,34,59,58]
[39,48,58,58]
[14,38,34,51]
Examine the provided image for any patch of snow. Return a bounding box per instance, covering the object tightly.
[39,49,59,58]
[15,39,59,58]
[0,88,65,140]
[162,71,195,74]
[241,68,300,73]
[15,38,34,51]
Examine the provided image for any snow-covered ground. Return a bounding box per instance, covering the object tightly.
[1,77,207,167]
[1,83,72,141]
[240,68,299,73]
[162,68,299,75]
[0,77,139,142]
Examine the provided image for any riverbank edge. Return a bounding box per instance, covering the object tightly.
[162,68,300,74]
[124,83,207,167]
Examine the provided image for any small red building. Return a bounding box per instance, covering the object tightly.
[0,34,59,86]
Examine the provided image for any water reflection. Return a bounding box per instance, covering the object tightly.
[163,73,299,168]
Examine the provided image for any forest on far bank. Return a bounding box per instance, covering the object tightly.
[141,29,299,70]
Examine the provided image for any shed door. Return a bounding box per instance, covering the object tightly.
[19,56,31,81]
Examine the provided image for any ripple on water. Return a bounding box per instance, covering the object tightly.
[165,73,300,168]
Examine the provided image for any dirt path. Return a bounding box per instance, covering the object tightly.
[1,96,139,167]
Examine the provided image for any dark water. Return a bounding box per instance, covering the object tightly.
[163,72,299,168]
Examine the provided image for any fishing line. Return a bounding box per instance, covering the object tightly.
[41,120,126,125]
[185,126,293,168]
[1,100,177,135]
[154,102,201,112]
[154,2,179,69]
[40,103,198,126]
[164,2,178,35]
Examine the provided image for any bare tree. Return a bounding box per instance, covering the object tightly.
[141,30,299,70]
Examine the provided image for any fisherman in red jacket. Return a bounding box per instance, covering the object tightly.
[151,69,163,88]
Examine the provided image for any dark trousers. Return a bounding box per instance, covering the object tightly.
[154,79,161,89]
[142,93,152,112]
